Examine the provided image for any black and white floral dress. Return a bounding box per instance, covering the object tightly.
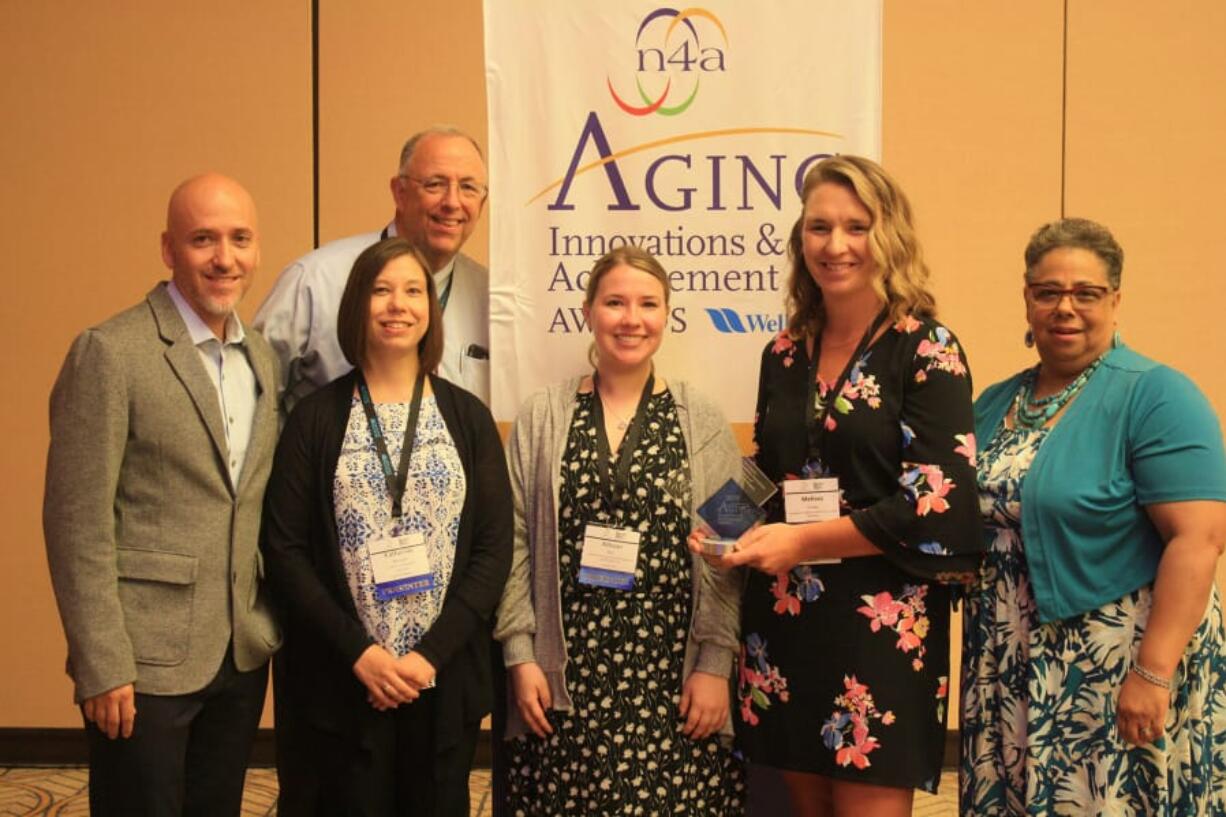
[505,389,745,816]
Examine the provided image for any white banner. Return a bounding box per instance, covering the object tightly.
[484,1,881,422]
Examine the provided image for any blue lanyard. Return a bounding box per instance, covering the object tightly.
[438,274,453,312]
[355,370,425,518]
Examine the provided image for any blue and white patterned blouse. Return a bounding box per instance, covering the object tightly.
[332,395,464,657]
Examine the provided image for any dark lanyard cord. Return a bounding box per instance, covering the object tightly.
[805,308,889,460]
[356,370,425,519]
[590,371,655,510]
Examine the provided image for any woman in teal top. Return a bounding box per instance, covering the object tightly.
[960,218,1226,816]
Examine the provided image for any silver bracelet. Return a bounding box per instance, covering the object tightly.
[1131,663,1172,690]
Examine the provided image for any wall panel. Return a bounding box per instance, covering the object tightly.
[0,0,313,727]
[1065,0,1226,410]
[316,0,490,260]
[884,1,1066,389]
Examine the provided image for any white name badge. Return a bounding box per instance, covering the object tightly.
[578,524,641,590]
[784,478,840,523]
[368,531,434,600]
[784,479,843,565]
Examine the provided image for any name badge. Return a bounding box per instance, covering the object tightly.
[784,478,840,523]
[368,531,434,600]
[578,524,641,590]
[784,479,843,566]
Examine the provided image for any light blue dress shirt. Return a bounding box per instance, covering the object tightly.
[166,281,258,487]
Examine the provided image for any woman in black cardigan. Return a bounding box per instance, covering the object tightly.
[262,238,512,816]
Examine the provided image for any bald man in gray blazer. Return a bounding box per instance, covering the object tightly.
[44,173,281,817]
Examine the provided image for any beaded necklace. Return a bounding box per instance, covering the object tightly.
[1012,353,1106,430]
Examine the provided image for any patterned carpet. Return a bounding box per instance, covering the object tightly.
[913,772,959,816]
[0,766,955,815]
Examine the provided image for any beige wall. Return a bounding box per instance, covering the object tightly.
[1064,0,1226,414]
[1,0,314,727]
[317,0,489,256]
[3,1,1223,733]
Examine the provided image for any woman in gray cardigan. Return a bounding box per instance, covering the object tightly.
[495,246,747,815]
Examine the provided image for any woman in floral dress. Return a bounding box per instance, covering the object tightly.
[711,155,983,815]
[496,246,746,816]
[962,218,1226,815]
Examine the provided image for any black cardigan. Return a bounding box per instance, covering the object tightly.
[261,371,512,747]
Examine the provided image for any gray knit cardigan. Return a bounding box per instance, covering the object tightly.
[494,376,743,740]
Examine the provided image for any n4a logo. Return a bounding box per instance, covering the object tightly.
[608,8,728,117]
[705,308,784,334]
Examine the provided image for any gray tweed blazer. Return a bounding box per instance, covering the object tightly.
[44,283,282,702]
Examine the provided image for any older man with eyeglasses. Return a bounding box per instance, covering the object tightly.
[255,126,491,411]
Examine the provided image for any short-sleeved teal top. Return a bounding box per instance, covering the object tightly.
[974,345,1226,623]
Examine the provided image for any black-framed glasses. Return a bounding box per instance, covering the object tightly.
[1027,284,1113,309]
[399,175,488,202]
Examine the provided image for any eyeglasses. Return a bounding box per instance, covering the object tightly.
[399,175,488,202]
[1027,284,1113,309]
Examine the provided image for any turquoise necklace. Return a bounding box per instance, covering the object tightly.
[1012,353,1106,430]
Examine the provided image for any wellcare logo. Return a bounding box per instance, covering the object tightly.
[607,8,728,117]
[705,308,785,334]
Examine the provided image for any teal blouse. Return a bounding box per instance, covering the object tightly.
[974,345,1226,622]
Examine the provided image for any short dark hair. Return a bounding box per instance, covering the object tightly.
[1024,217,1124,289]
[336,238,443,373]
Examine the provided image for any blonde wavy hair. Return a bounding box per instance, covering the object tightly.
[785,155,936,340]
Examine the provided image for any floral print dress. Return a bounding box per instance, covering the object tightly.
[506,390,746,816]
[961,421,1226,815]
[737,316,981,791]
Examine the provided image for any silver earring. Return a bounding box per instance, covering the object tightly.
[1024,329,1034,348]
[1112,330,1122,348]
